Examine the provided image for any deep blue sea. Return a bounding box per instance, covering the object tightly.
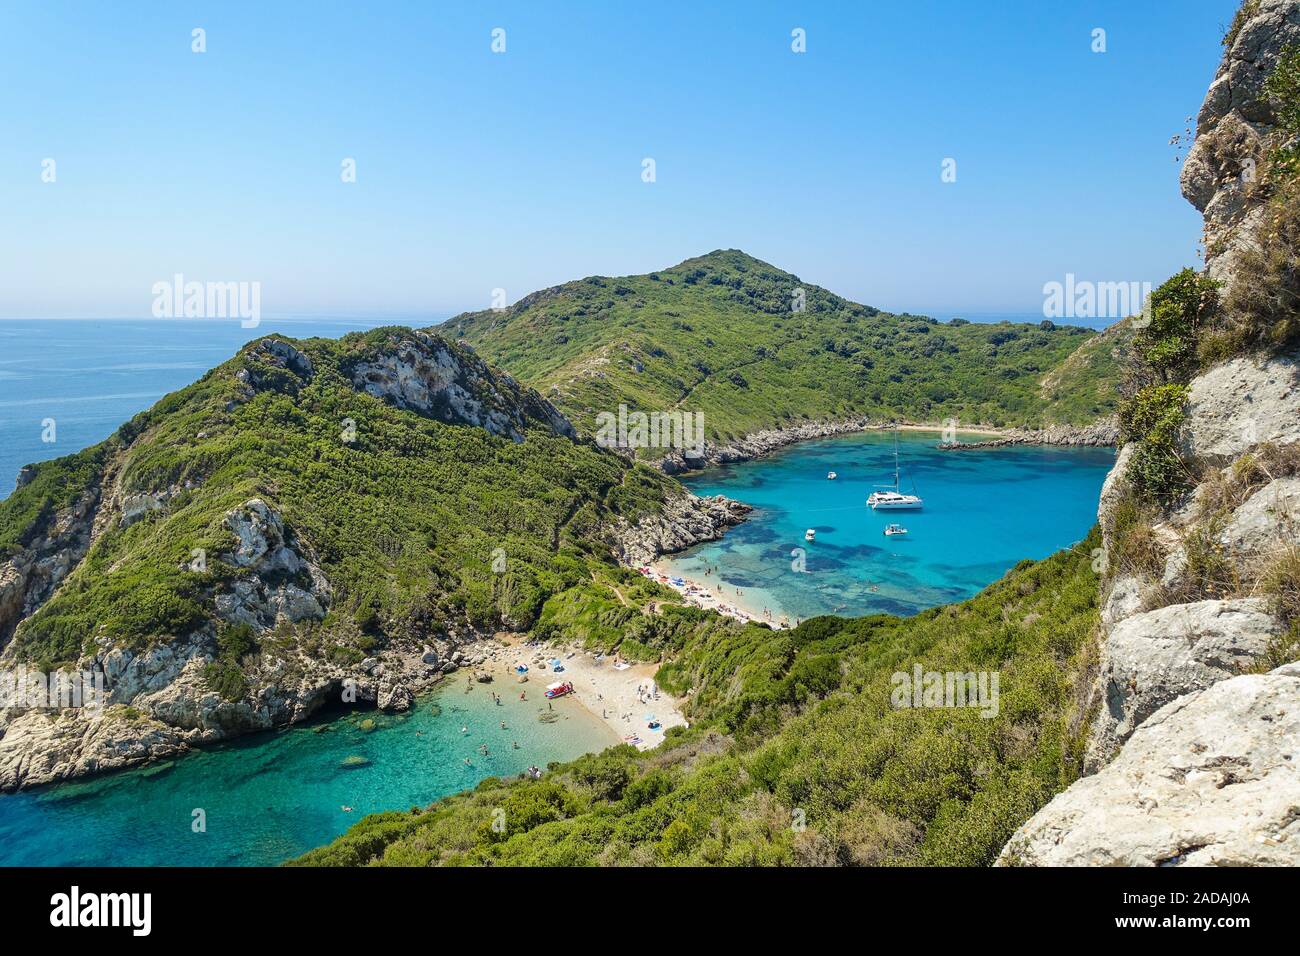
[0,319,1111,865]
[0,318,429,500]
[664,431,1113,623]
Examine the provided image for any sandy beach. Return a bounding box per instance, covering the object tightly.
[642,562,793,629]
[473,635,687,751]
[888,423,1010,438]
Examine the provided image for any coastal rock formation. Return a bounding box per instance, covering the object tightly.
[1177,350,1300,463]
[937,416,1119,451]
[0,631,450,792]
[1086,598,1283,767]
[657,415,1118,473]
[0,705,192,792]
[0,488,99,648]
[608,493,751,567]
[1000,669,1300,866]
[656,418,873,473]
[1180,0,1300,281]
[348,331,575,442]
[1007,0,1300,864]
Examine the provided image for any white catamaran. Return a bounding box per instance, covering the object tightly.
[866,426,924,511]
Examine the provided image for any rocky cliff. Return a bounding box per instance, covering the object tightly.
[1001,0,1300,866]
[607,494,752,566]
[0,329,691,791]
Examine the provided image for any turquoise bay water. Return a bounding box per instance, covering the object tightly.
[0,320,1112,866]
[664,431,1114,623]
[0,680,614,866]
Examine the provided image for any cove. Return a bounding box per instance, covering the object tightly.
[0,678,615,866]
[662,430,1115,624]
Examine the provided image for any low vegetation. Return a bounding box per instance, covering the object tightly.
[4,330,685,670]
[449,250,1118,450]
[294,531,1102,867]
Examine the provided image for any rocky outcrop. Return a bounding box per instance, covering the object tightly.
[608,493,751,567]
[0,706,193,792]
[656,418,874,473]
[214,499,331,631]
[350,331,575,442]
[1000,668,1300,866]
[1180,0,1300,282]
[0,629,463,792]
[937,417,1118,451]
[1177,349,1300,463]
[1086,598,1283,768]
[1006,0,1300,865]
[0,488,99,649]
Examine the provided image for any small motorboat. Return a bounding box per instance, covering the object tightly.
[804,529,816,541]
[884,524,909,537]
[827,471,837,480]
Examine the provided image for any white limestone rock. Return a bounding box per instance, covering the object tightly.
[1001,669,1300,866]
[1087,598,1283,769]
[1178,352,1300,465]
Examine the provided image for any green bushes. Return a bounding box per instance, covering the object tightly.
[451,250,1118,442]
[1118,384,1191,503]
[1131,269,1219,385]
[203,622,260,701]
[2,327,688,664]
[297,532,1103,867]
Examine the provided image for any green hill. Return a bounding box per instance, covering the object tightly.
[0,328,686,673]
[447,250,1119,448]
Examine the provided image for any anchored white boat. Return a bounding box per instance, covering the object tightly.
[804,528,816,541]
[867,425,924,511]
[884,523,908,537]
[827,471,837,480]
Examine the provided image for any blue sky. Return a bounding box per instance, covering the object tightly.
[0,0,1238,320]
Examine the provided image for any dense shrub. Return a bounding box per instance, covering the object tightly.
[296,533,1103,867]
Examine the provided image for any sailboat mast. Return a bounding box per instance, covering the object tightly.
[893,425,900,490]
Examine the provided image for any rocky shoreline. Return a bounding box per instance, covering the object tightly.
[936,417,1119,451]
[655,417,875,473]
[654,415,1118,472]
[607,492,752,568]
[0,478,752,794]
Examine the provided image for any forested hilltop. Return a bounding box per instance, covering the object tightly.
[0,328,745,791]
[448,249,1123,446]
